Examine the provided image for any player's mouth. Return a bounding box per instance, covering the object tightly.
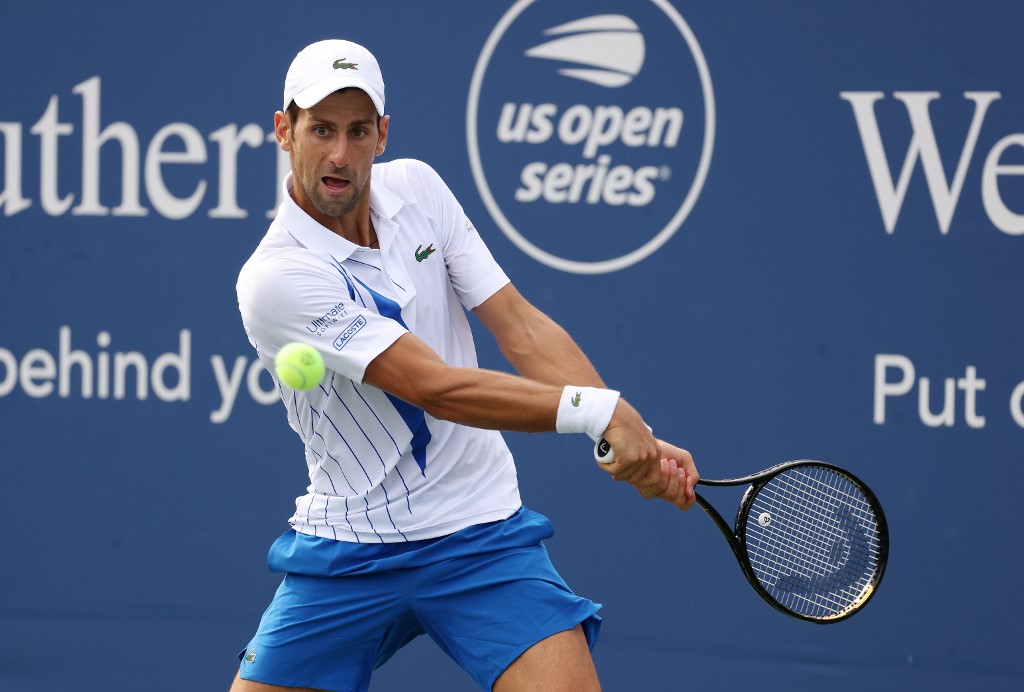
[321,176,350,195]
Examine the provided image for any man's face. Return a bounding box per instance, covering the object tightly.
[276,89,389,228]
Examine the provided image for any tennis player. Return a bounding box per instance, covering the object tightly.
[231,39,698,692]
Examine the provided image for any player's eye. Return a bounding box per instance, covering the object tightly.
[314,126,330,136]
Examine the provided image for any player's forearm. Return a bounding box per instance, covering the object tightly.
[500,311,606,388]
[363,332,562,432]
[475,284,606,388]
[418,366,562,432]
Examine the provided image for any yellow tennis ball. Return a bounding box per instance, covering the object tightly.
[274,342,325,391]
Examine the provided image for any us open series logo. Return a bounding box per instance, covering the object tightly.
[467,0,715,273]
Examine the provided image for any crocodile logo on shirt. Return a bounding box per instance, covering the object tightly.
[415,244,436,262]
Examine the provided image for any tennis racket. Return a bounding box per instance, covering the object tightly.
[595,440,888,623]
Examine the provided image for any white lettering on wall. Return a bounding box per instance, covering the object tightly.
[0,76,278,220]
[873,353,986,429]
[840,91,1024,235]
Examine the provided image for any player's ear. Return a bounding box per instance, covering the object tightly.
[375,114,390,157]
[274,111,293,152]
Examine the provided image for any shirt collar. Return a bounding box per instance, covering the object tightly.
[276,169,409,259]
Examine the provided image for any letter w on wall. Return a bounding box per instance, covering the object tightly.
[840,91,1000,234]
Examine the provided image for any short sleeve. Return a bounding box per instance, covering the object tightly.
[237,250,407,383]
[416,164,510,310]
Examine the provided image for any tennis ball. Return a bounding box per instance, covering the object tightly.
[274,342,325,391]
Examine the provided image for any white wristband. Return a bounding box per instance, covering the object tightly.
[555,386,620,441]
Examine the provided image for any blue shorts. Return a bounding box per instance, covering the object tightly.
[237,507,602,691]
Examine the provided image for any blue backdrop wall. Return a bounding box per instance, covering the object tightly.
[2,1,1022,690]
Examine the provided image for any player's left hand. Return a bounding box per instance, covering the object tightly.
[633,442,699,511]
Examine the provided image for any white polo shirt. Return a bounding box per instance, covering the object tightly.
[237,159,522,543]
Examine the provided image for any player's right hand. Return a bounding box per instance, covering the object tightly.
[634,444,698,511]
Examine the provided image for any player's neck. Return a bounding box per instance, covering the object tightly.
[333,216,378,248]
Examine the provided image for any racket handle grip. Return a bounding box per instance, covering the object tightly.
[594,438,614,463]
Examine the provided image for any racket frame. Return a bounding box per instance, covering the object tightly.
[594,441,889,622]
[696,460,889,624]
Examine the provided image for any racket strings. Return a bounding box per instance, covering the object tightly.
[751,474,880,613]
[758,476,874,576]
[752,478,878,607]
[743,466,883,619]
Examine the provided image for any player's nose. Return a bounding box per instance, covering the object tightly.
[325,138,349,168]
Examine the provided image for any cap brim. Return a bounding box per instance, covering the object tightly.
[291,76,384,115]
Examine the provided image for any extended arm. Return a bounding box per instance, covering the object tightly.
[475,284,698,509]
[363,331,563,432]
[362,283,696,509]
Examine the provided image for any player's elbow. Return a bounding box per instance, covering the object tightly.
[407,377,474,425]
[374,366,470,425]
[361,335,483,425]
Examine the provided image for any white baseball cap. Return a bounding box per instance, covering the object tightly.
[283,39,385,115]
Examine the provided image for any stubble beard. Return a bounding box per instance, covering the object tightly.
[301,171,362,220]
[311,187,359,219]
